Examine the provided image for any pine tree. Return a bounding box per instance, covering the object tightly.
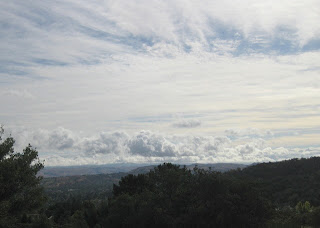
[0,127,45,227]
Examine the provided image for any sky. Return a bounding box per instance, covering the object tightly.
[1,0,320,166]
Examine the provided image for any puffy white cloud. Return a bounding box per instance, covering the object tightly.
[79,131,129,155]
[128,131,177,157]
[48,127,75,150]
[175,135,231,157]
[12,127,75,151]
[5,127,319,166]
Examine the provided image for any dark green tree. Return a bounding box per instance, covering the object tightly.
[0,127,45,227]
[107,163,271,227]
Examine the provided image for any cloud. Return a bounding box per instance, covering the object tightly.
[48,127,75,150]
[79,131,129,155]
[6,127,75,151]
[1,0,320,164]
[128,130,177,157]
[5,127,320,166]
[172,119,201,128]
[1,89,35,99]
[225,128,274,139]
[1,0,319,75]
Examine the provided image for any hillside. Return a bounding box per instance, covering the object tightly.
[42,163,247,201]
[38,163,146,177]
[229,157,320,207]
[39,157,320,227]
[129,163,247,174]
[41,172,126,201]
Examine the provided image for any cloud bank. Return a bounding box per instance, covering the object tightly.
[6,127,320,166]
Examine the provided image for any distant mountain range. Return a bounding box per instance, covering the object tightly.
[41,163,247,201]
[41,158,320,209]
[39,163,150,177]
[129,163,247,175]
[39,163,247,177]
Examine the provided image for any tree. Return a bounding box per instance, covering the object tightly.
[0,127,45,227]
[107,163,271,227]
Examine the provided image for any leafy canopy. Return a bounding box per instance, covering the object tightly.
[0,127,45,227]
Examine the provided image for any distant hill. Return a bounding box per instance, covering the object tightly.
[189,163,247,172]
[229,157,320,206]
[40,162,247,177]
[39,163,148,177]
[40,158,320,228]
[42,172,127,201]
[42,163,247,201]
[129,163,247,174]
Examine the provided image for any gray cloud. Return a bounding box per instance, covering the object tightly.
[1,1,319,167]
[1,0,319,76]
[225,128,274,139]
[1,89,35,99]
[79,132,129,155]
[6,127,319,166]
[48,127,75,150]
[128,130,177,157]
[172,119,201,128]
[1,1,319,142]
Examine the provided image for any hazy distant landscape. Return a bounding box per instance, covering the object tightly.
[41,163,247,201]
[39,163,247,177]
[39,158,320,227]
[38,163,146,177]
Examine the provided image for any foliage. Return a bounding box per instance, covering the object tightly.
[267,202,320,228]
[42,158,320,227]
[229,157,320,208]
[41,172,125,202]
[105,163,271,227]
[0,127,45,227]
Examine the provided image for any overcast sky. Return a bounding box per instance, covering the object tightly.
[1,0,320,166]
